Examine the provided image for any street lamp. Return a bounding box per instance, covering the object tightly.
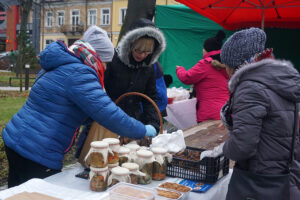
[25,64,30,90]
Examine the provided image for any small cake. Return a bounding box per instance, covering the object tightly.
[111,185,155,199]
[159,182,191,192]
[157,189,181,199]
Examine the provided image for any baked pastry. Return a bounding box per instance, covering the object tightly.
[157,189,181,199]
[159,182,191,192]
[112,185,154,199]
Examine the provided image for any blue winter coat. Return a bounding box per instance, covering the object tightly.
[2,41,146,170]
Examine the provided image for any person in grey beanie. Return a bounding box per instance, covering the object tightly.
[220,27,300,200]
[2,26,156,187]
[83,25,114,63]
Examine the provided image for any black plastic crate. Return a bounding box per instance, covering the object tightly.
[167,146,229,183]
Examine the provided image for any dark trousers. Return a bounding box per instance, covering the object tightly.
[5,145,61,188]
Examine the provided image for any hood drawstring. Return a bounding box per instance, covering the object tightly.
[64,128,79,153]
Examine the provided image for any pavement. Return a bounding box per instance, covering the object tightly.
[0,87,31,91]
[0,185,7,191]
[0,70,32,91]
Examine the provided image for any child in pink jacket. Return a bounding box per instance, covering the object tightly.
[176,31,229,122]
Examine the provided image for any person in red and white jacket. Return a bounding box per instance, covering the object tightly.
[176,30,229,122]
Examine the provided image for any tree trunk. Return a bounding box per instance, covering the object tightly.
[118,0,156,43]
[17,0,33,92]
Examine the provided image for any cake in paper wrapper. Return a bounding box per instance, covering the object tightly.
[109,182,156,200]
[158,182,192,199]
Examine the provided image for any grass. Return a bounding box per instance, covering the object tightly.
[0,91,79,187]
[0,91,28,186]
[0,72,36,87]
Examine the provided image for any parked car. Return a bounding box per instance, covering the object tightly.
[0,52,10,70]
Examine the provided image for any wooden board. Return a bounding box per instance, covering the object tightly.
[183,120,229,150]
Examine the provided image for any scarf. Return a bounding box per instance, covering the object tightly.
[69,40,105,87]
[235,48,274,71]
[221,48,274,131]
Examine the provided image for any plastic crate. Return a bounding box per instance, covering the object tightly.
[167,146,229,183]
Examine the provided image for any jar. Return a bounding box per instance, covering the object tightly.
[108,162,119,176]
[121,162,145,185]
[108,166,131,187]
[103,138,120,164]
[151,147,170,180]
[136,149,154,185]
[85,141,109,168]
[118,146,130,166]
[124,143,140,162]
[89,166,108,192]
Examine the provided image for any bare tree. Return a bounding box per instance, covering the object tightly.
[118,0,156,43]
[17,0,33,92]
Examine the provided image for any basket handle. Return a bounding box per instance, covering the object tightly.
[115,92,163,134]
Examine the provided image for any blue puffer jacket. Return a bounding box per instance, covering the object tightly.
[153,62,168,113]
[2,41,146,170]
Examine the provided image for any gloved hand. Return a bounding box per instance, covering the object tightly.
[145,125,157,137]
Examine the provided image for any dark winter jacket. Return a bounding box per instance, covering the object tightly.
[2,41,146,170]
[223,59,300,199]
[104,19,166,131]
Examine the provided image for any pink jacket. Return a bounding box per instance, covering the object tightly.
[176,50,229,122]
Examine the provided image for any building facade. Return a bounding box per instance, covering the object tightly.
[41,0,112,51]
[1,2,20,52]
[40,0,179,50]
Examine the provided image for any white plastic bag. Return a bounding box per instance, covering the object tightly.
[151,130,186,153]
[200,142,224,160]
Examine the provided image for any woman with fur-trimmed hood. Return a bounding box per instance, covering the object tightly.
[221,28,300,200]
[104,18,166,134]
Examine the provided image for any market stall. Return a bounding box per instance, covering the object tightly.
[0,163,232,200]
[0,120,231,200]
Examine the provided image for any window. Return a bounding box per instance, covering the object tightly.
[119,8,127,24]
[56,11,65,27]
[88,9,97,26]
[45,11,53,27]
[45,39,54,46]
[101,8,110,25]
[71,10,80,26]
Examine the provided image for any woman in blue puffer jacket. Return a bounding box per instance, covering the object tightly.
[2,26,156,188]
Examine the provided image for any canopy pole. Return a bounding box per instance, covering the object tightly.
[261,8,265,30]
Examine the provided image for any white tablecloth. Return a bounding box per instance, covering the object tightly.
[164,98,197,130]
[0,163,232,200]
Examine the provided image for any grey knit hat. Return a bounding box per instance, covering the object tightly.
[83,25,114,62]
[221,27,266,69]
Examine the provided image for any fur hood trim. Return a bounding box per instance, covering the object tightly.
[211,59,226,70]
[229,59,295,92]
[116,26,166,68]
